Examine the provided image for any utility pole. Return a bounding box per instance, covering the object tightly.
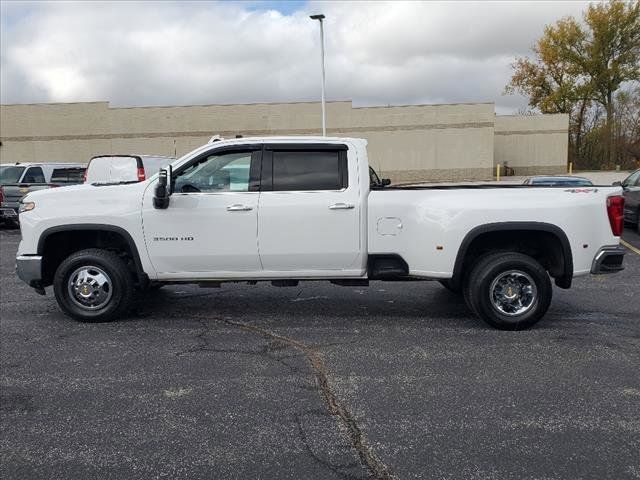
[310,14,326,136]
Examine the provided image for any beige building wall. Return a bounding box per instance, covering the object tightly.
[494,114,569,176]
[0,100,567,182]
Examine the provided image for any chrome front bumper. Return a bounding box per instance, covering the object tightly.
[16,255,44,291]
[591,246,625,274]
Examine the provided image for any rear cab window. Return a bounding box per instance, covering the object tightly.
[51,167,86,184]
[86,156,138,183]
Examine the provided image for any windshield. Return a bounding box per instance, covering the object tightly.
[0,166,26,184]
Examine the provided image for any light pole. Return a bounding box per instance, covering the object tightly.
[310,14,326,136]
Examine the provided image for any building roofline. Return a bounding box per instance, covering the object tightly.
[352,101,494,110]
[0,101,109,107]
[2,99,496,111]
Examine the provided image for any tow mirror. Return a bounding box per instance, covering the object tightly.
[381,178,391,187]
[153,167,171,209]
[612,181,622,186]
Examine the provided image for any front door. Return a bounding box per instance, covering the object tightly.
[141,147,262,278]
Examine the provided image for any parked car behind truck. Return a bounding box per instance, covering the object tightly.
[85,155,175,184]
[0,163,86,224]
[614,169,640,232]
[523,176,593,187]
[16,137,626,330]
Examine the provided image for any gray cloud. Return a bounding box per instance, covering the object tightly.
[0,1,589,112]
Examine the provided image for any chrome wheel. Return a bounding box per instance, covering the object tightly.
[489,270,537,316]
[67,265,113,310]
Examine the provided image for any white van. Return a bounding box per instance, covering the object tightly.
[85,155,175,184]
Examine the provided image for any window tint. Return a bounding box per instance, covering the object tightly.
[0,166,25,184]
[51,167,86,184]
[272,150,344,191]
[23,167,45,183]
[174,151,252,193]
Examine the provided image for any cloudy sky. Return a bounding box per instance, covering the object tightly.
[1,1,590,113]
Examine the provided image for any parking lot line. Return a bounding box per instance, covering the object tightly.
[621,239,640,256]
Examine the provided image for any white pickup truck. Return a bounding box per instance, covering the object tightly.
[16,137,626,330]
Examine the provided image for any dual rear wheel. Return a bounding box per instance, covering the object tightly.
[445,252,552,330]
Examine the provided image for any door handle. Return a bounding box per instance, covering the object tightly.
[329,203,355,210]
[227,204,253,211]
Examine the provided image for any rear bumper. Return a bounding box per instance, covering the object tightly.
[16,255,43,288]
[590,245,625,274]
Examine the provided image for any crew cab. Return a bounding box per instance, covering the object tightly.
[15,137,626,330]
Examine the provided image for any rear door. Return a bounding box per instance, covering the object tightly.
[257,143,363,274]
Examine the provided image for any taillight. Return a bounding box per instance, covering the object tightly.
[0,186,4,204]
[137,167,146,182]
[82,170,87,183]
[48,184,60,188]
[606,195,625,237]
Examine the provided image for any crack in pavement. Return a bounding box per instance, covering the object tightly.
[224,318,396,480]
[295,412,365,480]
[173,314,395,479]
[175,318,308,376]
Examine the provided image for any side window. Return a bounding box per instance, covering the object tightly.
[23,167,45,184]
[271,150,346,191]
[51,168,86,184]
[174,151,253,193]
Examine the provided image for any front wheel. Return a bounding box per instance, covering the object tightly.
[464,252,552,330]
[53,248,134,322]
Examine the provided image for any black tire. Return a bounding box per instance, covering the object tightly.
[53,248,134,322]
[464,252,552,330]
[438,279,461,294]
[462,270,477,315]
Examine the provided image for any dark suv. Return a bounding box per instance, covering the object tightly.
[614,169,640,232]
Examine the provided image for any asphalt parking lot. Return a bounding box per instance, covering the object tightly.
[1,226,639,480]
